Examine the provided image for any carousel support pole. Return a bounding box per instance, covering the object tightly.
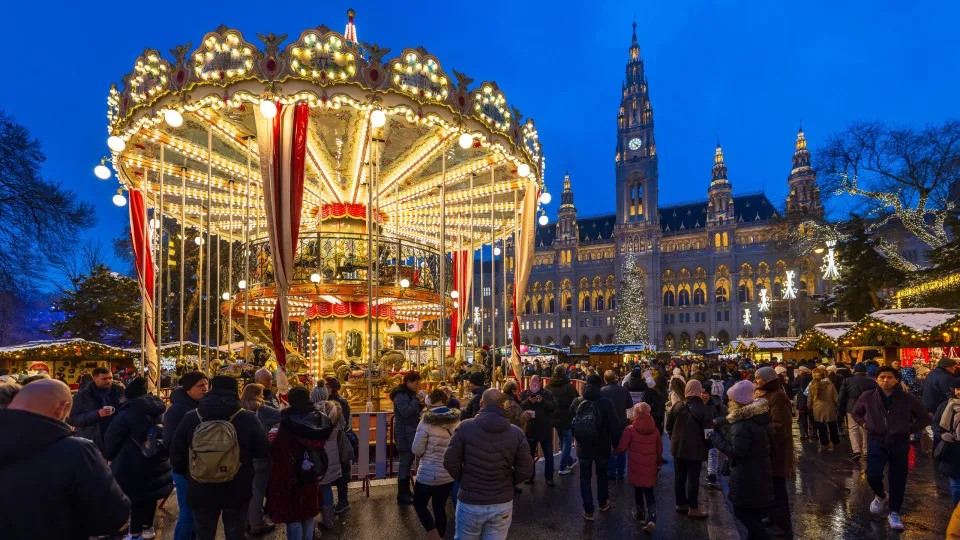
[489,169,496,387]
[141,172,149,378]
[204,126,213,369]
[227,180,233,355]
[216,225,221,360]
[179,166,186,362]
[439,152,446,382]
[504,190,514,372]
[157,146,164,360]
[244,137,252,363]
[469,173,475,360]
[366,126,375,411]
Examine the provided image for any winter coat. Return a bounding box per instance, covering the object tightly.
[614,414,662,488]
[102,394,173,502]
[319,421,345,485]
[810,379,840,423]
[443,405,534,505]
[69,382,125,450]
[934,399,960,480]
[703,395,728,421]
[601,382,634,428]
[790,372,812,411]
[170,388,271,508]
[901,367,923,400]
[256,404,282,432]
[263,388,281,410]
[520,387,557,439]
[462,384,488,420]
[0,409,131,540]
[838,374,876,414]
[547,375,580,429]
[267,409,334,523]
[569,383,622,460]
[329,394,352,428]
[640,385,667,431]
[163,387,199,448]
[390,384,423,452]
[413,407,461,485]
[710,399,776,509]
[502,393,529,431]
[923,367,958,414]
[666,397,713,462]
[852,385,932,445]
[762,388,795,478]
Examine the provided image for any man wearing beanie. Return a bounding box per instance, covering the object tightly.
[163,371,209,540]
[170,375,270,540]
[665,379,712,518]
[754,367,795,538]
[923,357,960,415]
[710,380,776,539]
[462,371,488,421]
[838,363,876,464]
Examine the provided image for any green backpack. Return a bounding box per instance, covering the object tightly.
[189,410,241,483]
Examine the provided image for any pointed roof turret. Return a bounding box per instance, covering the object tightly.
[711,140,729,185]
[561,170,575,208]
[792,126,811,171]
[344,8,358,44]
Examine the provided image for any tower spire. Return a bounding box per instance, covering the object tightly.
[712,141,728,183]
[344,8,358,44]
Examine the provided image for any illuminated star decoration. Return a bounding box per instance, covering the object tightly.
[782,270,798,300]
[764,317,771,331]
[758,288,771,312]
[743,308,752,326]
[821,239,841,280]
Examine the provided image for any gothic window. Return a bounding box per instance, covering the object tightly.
[693,285,706,306]
[609,294,616,310]
[738,284,751,303]
[535,297,543,314]
[523,297,531,315]
[678,288,690,307]
[664,333,676,351]
[715,284,729,303]
[582,295,591,312]
[714,233,721,248]
[722,232,729,247]
[548,297,555,313]
[595,295,604,311]
[679,332,691,350]
[663,290,675,307]
[717,330,730,346]
[695,331,707,349]
[773,281,782,299]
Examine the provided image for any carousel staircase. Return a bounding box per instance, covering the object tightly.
[230,319,299,356]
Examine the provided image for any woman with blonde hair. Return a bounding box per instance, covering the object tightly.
[809,368,840,449]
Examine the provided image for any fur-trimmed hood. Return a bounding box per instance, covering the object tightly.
[421,406,461,426]
[726,398,770,424]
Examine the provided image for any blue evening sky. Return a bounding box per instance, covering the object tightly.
[1,0,958,271]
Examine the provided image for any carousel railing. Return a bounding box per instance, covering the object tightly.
[244,232,453,295]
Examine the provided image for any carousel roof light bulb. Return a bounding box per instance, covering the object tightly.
[458,132,473,149]
[221,292,231,300]
[517,163,531,177]
[494,246,501,256]
[370,108,386,128]
[112,191,127,207]
[163,109,183,127]
[310,273,321,283]
[259,100,278,119]
[451,290,459,299]
[194,236,204,246]
[107,135,126,152]
[538,213,549,226]
[94,160,111,180]
[539,191,551,205]
[400,278,410,288]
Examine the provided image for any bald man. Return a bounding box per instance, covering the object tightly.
[444,386,534,539]
[0,379,130,540]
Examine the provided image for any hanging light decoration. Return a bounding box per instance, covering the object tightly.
[400,278,410,288]
[94,159,112,180]
[310,273,321,283]
[782,271,798,300]
[238,280,247,290]
[494,246,502,256]
[107,135,126,152]
[758,288,770,312]
[539,190,551,205]
[259,99,278,119]
[194,236,204,246]
[112,189,127,207]
[821,239,841,280]
[221,292,231,300]
[370,108,386,128]
[538,211,549,226]
[743,308,752,326]
[451,290,459,299]
[163,109,183,127]
[458,132,474,149]
[517,163,531,177]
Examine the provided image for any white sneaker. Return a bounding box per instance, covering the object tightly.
[558,466,572,476]
[869,496,886,515]
[570,460,579,469]
[888,512,904,530]
[142,527,155,539]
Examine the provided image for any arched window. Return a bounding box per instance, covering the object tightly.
[694,331,706,349]
[535,298,543,314]
[722,232,729,247]
[678,289,690,307]
[693,287,705,306]
[595,295,604,311]
[773,281,782,299]
[715,285,728,303]
[582,295,591,312]
[663,290,675,307]
[580,335,590,348]
[562,335,572,346]
[594,334,603,345]
[714,233,721,248]
[679,332,691,350]
[548,297,555,313]
[664,333,676,351]
[717,330,730,346]
[738,283,751,303]
[609,294,616,310]
[564,295,572,312]
[523,297,531,315]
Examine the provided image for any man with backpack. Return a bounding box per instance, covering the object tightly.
[570,374,623,520]
[601,370,633,481]
[170,375,270,540]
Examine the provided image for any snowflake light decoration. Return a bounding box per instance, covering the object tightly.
[782,271,798,300]
[764,317,771,331]
[758,288,770,312]
[743,308,752,326]
[821,239,841,280]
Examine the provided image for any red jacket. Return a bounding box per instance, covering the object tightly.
[268,429,324,523]
[614,414,662,488]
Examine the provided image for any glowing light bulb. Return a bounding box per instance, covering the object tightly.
[539,214,549,226]
[458,133,473,149]
[107,136,126,152]
[370,109,386,127]
[94,164,111,180]
[238,280,247,290]
[400,278,410,288]
[539,192,552,205]
[164,109,183,127]
[112,192,127,206]
[451,290,459,299]
[259,100,278,118]
[194,236,203,246]
[494,246,502,256]
[310,273,321,283]
[221,292,231,300]
[517,163,531,177]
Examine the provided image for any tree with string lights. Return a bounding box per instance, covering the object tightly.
[616,254,649,343]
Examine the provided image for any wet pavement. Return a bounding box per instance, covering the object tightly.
[156,424,953,539]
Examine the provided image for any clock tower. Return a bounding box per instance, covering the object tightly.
[616,22,658,224]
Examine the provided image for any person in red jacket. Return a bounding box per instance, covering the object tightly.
[614,402,663,532]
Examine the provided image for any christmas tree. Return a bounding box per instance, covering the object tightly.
[616,254,649,343]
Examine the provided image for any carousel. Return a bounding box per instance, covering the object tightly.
[96,12,545,410]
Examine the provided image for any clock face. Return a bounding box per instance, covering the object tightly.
[628,137,642,150]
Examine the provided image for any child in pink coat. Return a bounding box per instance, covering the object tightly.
[615,402,663,532]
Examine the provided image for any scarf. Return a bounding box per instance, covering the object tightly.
[939,397,960,438]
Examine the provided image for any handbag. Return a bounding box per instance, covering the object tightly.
[345,429,359,461]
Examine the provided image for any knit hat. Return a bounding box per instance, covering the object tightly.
[211,375,239,394]
[124,377,147,399]
[587,374,603,386]
[826,365,838,373]
[684,380,703,398]
[951,379,960,389]
[939,358,958,369]
[469,372,485,386]
[853,363,866,374]
[755,366,779,384]
[673,367,683,377]
[774,366,787,375]
[798,365,811,373]
[179,371,208,391]
[727,380,756,405]
[287,386,312,413]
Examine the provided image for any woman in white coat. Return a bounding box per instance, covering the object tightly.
[412,388,461,540]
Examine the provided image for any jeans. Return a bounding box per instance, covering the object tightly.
[454,501,513,540]
[847,414,866,454]
[336,461,350,505]
[607,452,626,478]
[556,428,574,469]
[814,421,840,446]
[247,457,270,526]
[528,435,554,480]
[734,504,772,539]
[320,483,334,506]
[798,411,812,438]
[950,478,960,506]
[130,498,159,537]
[194,503,248,540]
[707,447,721,477]
[674,458,702,508]
[172,472,194,540]
[770,476,793,538]
[284,518,315,540]
[578,456,610,513]
[865,439,910,513]
[634,486,656,513]
[414,481,454,537]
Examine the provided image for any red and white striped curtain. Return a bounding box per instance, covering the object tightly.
[511,181,538,378]
[449,250,474,356]
[128,189,159,392]
[254,101,310,389]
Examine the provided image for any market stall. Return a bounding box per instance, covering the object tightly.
[0,339,135,389]
[794,322,858,363]
[728,337,802,363]
[588,343,655,373]
[840,308,960,367]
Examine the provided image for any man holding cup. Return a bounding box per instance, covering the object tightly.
[69,366,125,451]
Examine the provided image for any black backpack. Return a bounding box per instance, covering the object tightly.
[293,442,329,486]
[573,400,601,444]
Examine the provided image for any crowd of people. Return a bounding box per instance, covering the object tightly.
[2,353,960,539]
